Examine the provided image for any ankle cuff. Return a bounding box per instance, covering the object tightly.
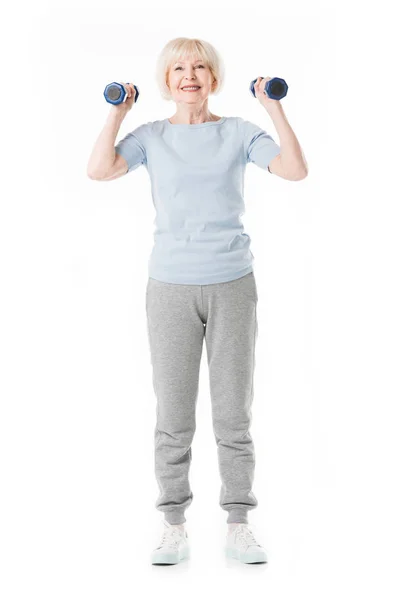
[227,509,248,524]
[164,511,186,525]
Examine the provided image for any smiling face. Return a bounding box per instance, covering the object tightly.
[166,57,217,104]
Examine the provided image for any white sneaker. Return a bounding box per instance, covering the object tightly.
[225,523,268,564]
[151,520,190,565]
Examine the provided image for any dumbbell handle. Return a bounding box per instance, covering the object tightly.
[249,77,288,100]
[103,82,140,105]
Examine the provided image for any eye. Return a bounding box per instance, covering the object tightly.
[175,65,204,70]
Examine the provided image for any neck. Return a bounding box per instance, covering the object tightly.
[169,103,218,125]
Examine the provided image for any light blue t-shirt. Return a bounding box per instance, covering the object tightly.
[115,116,280,285]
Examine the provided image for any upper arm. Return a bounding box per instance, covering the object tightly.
[242,118,281,172]
[267,153,283,177]
[268,154,308,180]
[98,152,129,181]
[268,153,293,179]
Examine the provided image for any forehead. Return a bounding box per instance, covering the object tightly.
[174,58,204,64]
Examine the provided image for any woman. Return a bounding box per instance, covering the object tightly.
[87,37,308,565]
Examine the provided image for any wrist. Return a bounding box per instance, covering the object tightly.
[265,103,286,124]
[108,105,129,121]
[265,101,283,115]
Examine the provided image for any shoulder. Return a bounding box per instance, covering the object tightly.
[220,116,249,136]
[129,121,154,138]
[238,117,264,135]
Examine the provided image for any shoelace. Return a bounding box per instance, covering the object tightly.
[157,526,185,550]
[234,524,260,549]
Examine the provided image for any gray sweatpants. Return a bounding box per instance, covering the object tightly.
[145,271,259,525]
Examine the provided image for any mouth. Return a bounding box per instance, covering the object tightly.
[181,86,201,91]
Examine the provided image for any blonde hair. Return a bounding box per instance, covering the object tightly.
[155,37,225,101]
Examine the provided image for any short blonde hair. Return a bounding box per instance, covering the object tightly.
[156,37,225,101]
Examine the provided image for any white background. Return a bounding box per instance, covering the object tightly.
[1,0,399,596]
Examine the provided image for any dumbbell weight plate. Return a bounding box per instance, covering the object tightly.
[103,82,140,105]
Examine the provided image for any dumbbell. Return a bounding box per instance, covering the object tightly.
[104,82,140,105]
[249,77,288,100]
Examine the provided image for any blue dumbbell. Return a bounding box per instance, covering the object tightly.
[103,82,140,105]
[249,77,288,100]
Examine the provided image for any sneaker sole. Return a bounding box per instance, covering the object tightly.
[225,546,268,564]
[151,545,190,565]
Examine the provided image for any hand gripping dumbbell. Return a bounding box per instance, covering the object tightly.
[249,77,288,100]
[103,82,140,105]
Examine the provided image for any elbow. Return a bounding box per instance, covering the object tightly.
[296,158,309,180]
[87,169,102,180]
[87,161,106,180]
[297,170,309,181]
[87,165,96,179]
[291,167,308,181]
[280,156,309,181]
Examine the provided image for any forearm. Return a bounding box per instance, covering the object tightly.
[266,103,308,178]
[87,106,128,178]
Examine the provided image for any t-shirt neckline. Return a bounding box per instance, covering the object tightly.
[166,116,226,128]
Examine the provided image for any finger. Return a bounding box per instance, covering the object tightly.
[124,82,133,98]
[119,82,128,96]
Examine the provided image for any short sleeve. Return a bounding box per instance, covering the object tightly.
[115,123,148,174]
[242,119,280,171]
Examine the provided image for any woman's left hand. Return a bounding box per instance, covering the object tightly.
[253,77,281,110]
